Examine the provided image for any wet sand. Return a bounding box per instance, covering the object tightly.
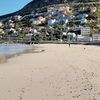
[0,44,100,100]
[0,56,7,63]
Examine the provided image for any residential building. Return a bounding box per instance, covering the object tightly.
[14,15,22,21]
[0,22,3,27]
[30,18,41,25]
[48,19,56,26]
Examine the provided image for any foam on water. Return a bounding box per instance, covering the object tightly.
[0,44,29,56]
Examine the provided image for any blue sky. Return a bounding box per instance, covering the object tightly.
[0,0,32,16]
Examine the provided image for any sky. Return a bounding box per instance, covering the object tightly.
[0,0,32,16]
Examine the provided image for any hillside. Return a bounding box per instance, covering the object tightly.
[0,0,61,19]
[0,0,99,19]
[0,0,99,43]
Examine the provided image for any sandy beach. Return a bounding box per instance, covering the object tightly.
[0,44,100,100]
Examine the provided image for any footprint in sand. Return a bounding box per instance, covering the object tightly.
[18,88,25,100]
[19,96,23,100]
[8,90,11,93]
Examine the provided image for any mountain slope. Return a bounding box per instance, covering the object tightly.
[17,0,61,15]
[0,0,62,19]
[0,0,99,19]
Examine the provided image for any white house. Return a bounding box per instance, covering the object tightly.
[63,32,67,36]
[90,7,97,13]
[38,16,46,23]
[5,19,15,28]
[78,35,91,42]
[10,28,16,33]
[64,19,68,24]
[30,18,41,25]
[8,19,13,23]
[14,15,22,21]
[83,14,88,18]
[48,19,56,26]
[18,28,22,31]
[33,29,38,33]
[80,18,88,24]
[5,28,16,33]
[0,28,4,34]
[9,23,15,28]
[68,32,76,37]
[29,28,40,35]
[58,7,65,11]
[0,22,3,27]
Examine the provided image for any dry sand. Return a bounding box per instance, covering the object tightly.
[0,44,100,100]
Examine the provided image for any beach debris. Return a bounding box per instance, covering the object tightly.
[41,49,45,52]
[84,48,86,50]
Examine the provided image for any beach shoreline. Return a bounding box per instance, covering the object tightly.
[0,44,45,63]
[0,44,100,100]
